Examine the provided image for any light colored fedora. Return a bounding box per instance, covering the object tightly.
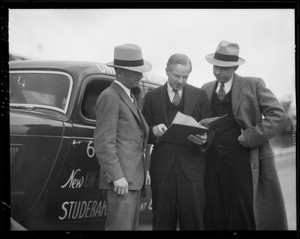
[107,44,152,73]
[205,40,245,67]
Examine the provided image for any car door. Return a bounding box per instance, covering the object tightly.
[49,75,113,230]
[49,76,158,230]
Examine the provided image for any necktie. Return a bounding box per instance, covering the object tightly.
[217,83,226,101]
[130,91,136,104]
[131,92,142,113]
[172,90,181,106]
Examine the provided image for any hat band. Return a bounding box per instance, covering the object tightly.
[114,59,144,67]
[214,52,239,62]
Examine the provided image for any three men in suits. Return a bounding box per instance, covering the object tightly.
[142,53,212,230]
[202,40,288,230]
[94,44,150,230]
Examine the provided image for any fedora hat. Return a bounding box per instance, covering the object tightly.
[107,44,152,73]
[205,40,245,67]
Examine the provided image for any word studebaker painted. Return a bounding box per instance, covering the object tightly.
[9,60,162,230]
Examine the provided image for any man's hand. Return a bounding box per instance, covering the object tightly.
[238,130,249,148]
[187,132,207,145]
[113,177,128,196]
[153,124,167,137]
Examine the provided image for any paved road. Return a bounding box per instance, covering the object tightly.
[139,147,297,231]
[274,148,296,230]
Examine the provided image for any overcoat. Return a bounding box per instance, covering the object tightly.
[94,82,149,191]
[201,73,288,230]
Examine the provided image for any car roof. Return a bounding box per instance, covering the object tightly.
[9,60,116,79]
[9,60,164,87]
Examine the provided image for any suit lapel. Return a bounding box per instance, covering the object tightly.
[111,82,142,124]
[231,74,246,119]
[132,93,150,143]
[183,84,197,116]
[138,108,149,148]
[155,84,169,126]
[205,81,217,104]
[204,75,246,119]
[155,84,198,125]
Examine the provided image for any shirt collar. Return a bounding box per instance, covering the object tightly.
[167,81,183,97]
[114,80,133,100]
[216,77,233,94]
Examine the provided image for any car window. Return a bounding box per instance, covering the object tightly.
[81,80,145,120]
[9,71,72,113]
[81,80,112,120]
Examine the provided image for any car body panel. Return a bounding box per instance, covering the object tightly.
[9,60,161,230]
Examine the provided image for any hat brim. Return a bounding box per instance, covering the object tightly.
[205,54,245,67]
[107,60,152,73]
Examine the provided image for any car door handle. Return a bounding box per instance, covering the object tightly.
[72,140,82,146]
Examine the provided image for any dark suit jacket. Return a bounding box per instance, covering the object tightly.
[94,82,149,191]
[142,83,212,182]
[202,73,288,230]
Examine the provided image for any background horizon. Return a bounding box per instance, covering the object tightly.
[9,9,296,110]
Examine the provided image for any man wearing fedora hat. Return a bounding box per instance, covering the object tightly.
[94,44,151,230]
[202,40,288,230]
[142,53,212,230]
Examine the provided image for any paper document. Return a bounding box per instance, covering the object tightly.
[199,114,228,128]
[160,112,208,145]
[159,112,228,145]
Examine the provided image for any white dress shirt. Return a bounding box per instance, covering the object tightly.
[167,82,183,102]
[215,77,233,95]
[114,80,134,102]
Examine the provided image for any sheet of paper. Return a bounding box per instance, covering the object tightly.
[172,111,206,129]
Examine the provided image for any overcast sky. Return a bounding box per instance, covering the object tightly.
[9,9,296,107]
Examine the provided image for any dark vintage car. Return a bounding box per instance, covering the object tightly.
[9,60,162,230]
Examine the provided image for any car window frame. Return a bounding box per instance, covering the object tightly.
[78,75,115,124]
[9,70,74,115]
